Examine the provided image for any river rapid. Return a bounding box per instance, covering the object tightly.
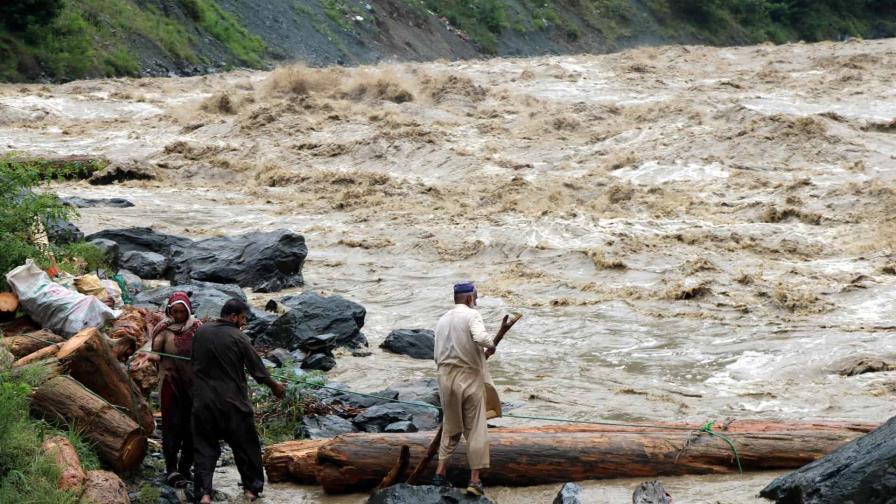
[2,38,896,502]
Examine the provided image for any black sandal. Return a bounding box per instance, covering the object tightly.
[166,471,187,488]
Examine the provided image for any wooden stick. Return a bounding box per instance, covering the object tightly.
[376,445,410,490]
[404,424,442,485]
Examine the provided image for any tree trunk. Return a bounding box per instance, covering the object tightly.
[1,330,65,359]
[56,327,155,435]
[30,375,147,472]
[0,292,19,321]
[262,439,330,484]
[41,435,86,491]
[264,421,875,493]
[81,470,130,504]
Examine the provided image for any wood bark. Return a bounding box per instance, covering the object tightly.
[13,341,63,367]
[30,376,147,472]
[41,435,86,491]
[56,327,155,435]
[81,470,130,504]
[262,439,330,484]
[1,330,65,358]
[264,421,876,493]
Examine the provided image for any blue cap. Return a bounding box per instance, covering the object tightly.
[454,282,476,295]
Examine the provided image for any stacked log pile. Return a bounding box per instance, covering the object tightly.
[3,309,154,473]
[264,421,876,494]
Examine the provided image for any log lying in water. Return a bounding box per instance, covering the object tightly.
[264,421,875,493]
[30,375,147,472]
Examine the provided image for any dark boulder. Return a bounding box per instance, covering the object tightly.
[61,196,134,208]
[760,415,896,503]
[120,250,168,279]
[169,230,306,292]
[244,309,277,341]
[367,484,494,504]
[384,421,418,433]
[89,238,120,265]
[258,292,367,351]
[353,404,413,432]
[88,161,157,185]
[553,482,583,504]
[133,281,246,320]
[302,352,337,372]
[266,348,294,367]
[380,329,435,360]
[301,333,338,353]
[87,227,190,256]
[298,414,358,439]
[322,386,398,410]
[45,218,84,245]
[383,378,440,408]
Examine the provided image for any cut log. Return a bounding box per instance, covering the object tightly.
[109,306,148,348]
[81,470,130,504]
[13,342,63,367]
[0,316,40,336]
[30,376,147,472]
[41,435,86,491]
[264,421,876,493]
[0,291,19,320]
[262,439,330,484]
[56,327,155,435]
[1,330,65,358]
[108,334,137,362]
[128,360,159,397]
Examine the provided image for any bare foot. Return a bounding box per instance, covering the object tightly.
[244,490,259,501]
[199,495,212,504]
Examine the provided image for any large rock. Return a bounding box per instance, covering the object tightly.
[119,250,168,279]
[321,385,398,410]
[45,218,84,245]
[298,414,358,439]
[87,228,307,293]
[553,482,583,504]
[133,281,246,320]
[169,230,307,292]
[89,238,120,265]
[380,329,435,360]
[353,403,438,433]
[87,228,190,256]
[244,308,277,341]
[632,481,671,504]
[61,196,134,208]
[382,378,440,408]
[302,352,336,372]
[115,269,143,296]
[258,292,367,350]
[760,415,896,503]
[367,484,494,504]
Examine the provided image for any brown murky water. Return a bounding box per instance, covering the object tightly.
[2,38,896,503]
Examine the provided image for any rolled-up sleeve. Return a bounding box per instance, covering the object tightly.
[469,311,494,348]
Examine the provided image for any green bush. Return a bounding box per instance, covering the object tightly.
[0,0,64,31]
[0,160,74,286]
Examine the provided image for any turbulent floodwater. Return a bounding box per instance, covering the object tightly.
[3,38,896,502]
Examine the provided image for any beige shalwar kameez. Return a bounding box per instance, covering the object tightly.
[434,304,501,470]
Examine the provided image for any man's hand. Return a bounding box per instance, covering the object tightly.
[269,380,286,400]
[484,346,496,359]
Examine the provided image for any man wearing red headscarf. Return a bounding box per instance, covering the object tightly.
[139,292,203,487]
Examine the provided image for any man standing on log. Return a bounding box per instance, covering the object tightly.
[432,282,519,496]
[191,299,285,503]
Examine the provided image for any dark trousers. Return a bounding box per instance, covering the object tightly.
[192,404,265,498]
[160,379,194,476]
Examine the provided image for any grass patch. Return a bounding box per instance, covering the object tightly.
[253,370,327,445]
[0,371,85,504]
[182,0,266,66]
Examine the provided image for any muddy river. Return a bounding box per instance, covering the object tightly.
[2,37,896,502]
